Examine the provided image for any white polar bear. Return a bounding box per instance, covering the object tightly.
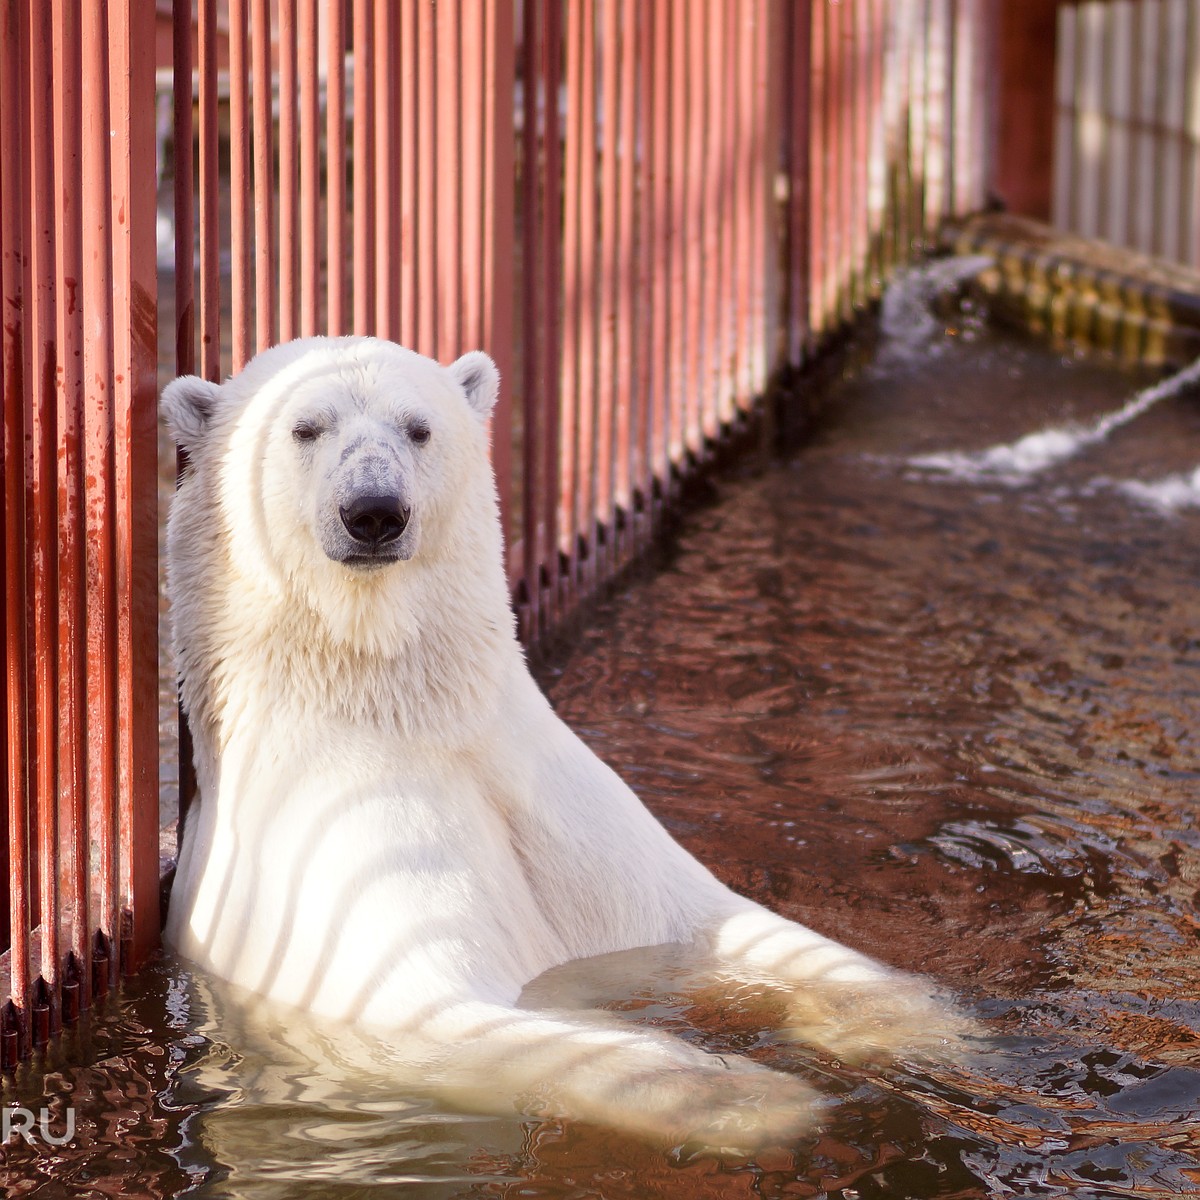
[161,336,962,1148]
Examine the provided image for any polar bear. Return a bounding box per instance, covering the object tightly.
[161,336,962,1148]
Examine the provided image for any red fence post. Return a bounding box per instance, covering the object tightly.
[787,0,813,364]
[991,0,1059,219]
[52,0,89,1022]
[83,0,120,993]
[2,0,32,1061]
[108,0,159,975]
[482,0,515,558]
[29,0,63,1040]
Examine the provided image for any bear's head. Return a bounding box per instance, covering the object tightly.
[162,337,509,662]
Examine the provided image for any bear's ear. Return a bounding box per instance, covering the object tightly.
[161,375,223,455]
[448,351,500,420]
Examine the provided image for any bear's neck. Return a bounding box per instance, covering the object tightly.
[191,534,524,759]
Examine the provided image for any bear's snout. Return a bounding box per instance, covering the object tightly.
[339,494,411,548]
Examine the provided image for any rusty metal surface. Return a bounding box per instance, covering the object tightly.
[2,0,31,1059]
[110,0,160,977]
[2,0,159,1068]
[30,0,62,1039]
[52,0,88,1026]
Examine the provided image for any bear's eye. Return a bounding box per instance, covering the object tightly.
[409,422,431,446]
[292,421,322,444]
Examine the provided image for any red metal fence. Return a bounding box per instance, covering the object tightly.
[2,0,160,1066]
[2,0,990,1066]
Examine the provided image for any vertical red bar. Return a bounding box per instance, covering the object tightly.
[683,5,704,452]
[2,0,31,1050]
[867,0,886,295]
[174,0,195,375]
[352,0,374,334]
[520,0,544,631]
[923,0,948,238]
[733,0,752,388]
[53,0,88,1015]
[228,0,252,370]
[738,0,756,386]
[279,0,299,343]
[615,0,637,525]
[852,0,870,309]
[399,0,419,347]
[172,0,197,878]
[834,0,852,321]
[825,0,841,320]
[461,0,486,354]
[717,0,738,418]
[597,0,620,563]
[907,0,928,261]
[83,0,118,987]
[747,0,767,383]
[373,0,397,338]
[952,0,986,218]
[436,0,463,362]
[327,0,348,336]
[109,0,159,974]
[538,0,563,626]
[827,0,844,329]
[845,0,860,310]
[483,0,515,552]
[634,0,659,517]
[29,0,63,1030]
[417,1,437,356]
[648,0,671,484]
[299,0,320,336]
[701,0,725,430]
[559,0,582,572]
[787,0,812,363]
[809,0,826,342]
[198,0,221,380]
[894,0,913,271]
[252,0,275,352]
[420,3,444,355]
[577,0,597,587]
[667,0,687,462]
[519,0,540,624]
[991,0,1059,220]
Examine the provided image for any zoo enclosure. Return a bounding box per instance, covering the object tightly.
[4,0,1026,1066]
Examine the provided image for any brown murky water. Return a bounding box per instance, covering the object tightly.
[7,312,1200,1197]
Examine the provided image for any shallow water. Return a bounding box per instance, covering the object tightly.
[8,315,1200,1197]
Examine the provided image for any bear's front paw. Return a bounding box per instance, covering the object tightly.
[781,977,975,1066]
[559,1055,822,1153]
[673,1064,823,1155]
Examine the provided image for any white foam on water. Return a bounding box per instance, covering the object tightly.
[910,356,1200,485]
[1118,467,1200,512]
[878,254,995,364]
[911,428,1081,484]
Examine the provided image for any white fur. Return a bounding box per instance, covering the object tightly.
[163,336,961,1148]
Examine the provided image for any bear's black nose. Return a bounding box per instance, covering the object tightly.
[340,495,410,546]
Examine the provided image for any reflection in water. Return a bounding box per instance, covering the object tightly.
[8,320,1200,1196]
